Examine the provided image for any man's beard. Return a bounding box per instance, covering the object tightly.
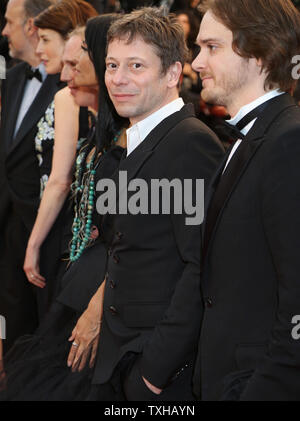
[200,63,249,107]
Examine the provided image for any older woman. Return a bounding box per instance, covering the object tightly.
[0,14,127,401]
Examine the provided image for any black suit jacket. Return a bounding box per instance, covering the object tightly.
[92,103,224,389]
[0,62,62,351]
[0,62,61,234]
[193,93,300,401]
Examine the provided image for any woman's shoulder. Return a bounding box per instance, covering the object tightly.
[54,86,78,108]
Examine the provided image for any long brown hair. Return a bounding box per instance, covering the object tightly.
[199,0,300,92]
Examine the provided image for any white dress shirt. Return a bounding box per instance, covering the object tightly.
[14,63,47,138]
[223,89,284,173]
[126,98,185,156]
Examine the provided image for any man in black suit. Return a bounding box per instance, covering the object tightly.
[0,0,60,354]
[192,0,300,401]
[72,8,223,401]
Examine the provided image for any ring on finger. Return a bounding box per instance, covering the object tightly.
[72,341,79,347]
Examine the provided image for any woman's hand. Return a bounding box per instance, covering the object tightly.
[67,280,106,372]
[67,305,102,372]
[23,244,46,288]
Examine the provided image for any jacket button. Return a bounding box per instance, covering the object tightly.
[109,279,116,289]
[113,254,120,264]
[205,298,213,308]
[116,232,123,240]
[109,305,118,315]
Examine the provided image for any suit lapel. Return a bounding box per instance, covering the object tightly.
[8,73,61,155]
[4,66,27,153]
[201,145,234,243]
[103,103,195,216]
[203,93,297,257]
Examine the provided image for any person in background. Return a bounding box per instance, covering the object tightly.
[23,0,98,319]
[0,1,9,68]
[0,14,128,401]
[174,9,202,117]
[0,0,59,356]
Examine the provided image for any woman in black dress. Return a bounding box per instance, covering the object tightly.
[23,0,98,318]
[0,14,128,401]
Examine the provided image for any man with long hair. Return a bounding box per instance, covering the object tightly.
[192,0,300,401]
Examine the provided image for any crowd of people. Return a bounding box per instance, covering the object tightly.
[0,0,300,401]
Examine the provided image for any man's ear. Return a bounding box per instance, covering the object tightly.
[167,61,183,88]
[255,57,263,69]
[25,17,37,37]
[254,57,267,78]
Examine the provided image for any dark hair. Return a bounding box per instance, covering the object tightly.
[34,0,98,39]
[24,0,56,19]
[107,6,188,75]
[174,9,199,51]
[199,0,300,92]
[85,14,128,152]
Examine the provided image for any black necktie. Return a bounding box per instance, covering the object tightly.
[25,65,42,82]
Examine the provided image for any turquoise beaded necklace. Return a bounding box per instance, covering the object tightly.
[69,130,121,262]
[69,144,100,262]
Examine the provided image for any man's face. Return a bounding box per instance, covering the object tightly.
[192,11,259,114]
[61,35,81,86]
[61,35,98,108]
[105,36,174,125]
[2,0,29,60]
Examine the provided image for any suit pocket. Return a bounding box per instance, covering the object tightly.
[123,354,159,401]
[123,302,168,328]
[235,343,268,371]
[221,369,254,401]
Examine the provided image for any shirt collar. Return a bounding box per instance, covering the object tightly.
[227,89,284,135]
[126,97,184,156]
[39,63,47,82]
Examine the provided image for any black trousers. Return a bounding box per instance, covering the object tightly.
[0,211,38,355]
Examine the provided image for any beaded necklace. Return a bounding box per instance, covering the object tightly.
[69,143,99,262]
[69,130,121,262]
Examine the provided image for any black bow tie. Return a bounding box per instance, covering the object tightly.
[25,65,42,82]
[214,120,245,143]
[214,99,272,143]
